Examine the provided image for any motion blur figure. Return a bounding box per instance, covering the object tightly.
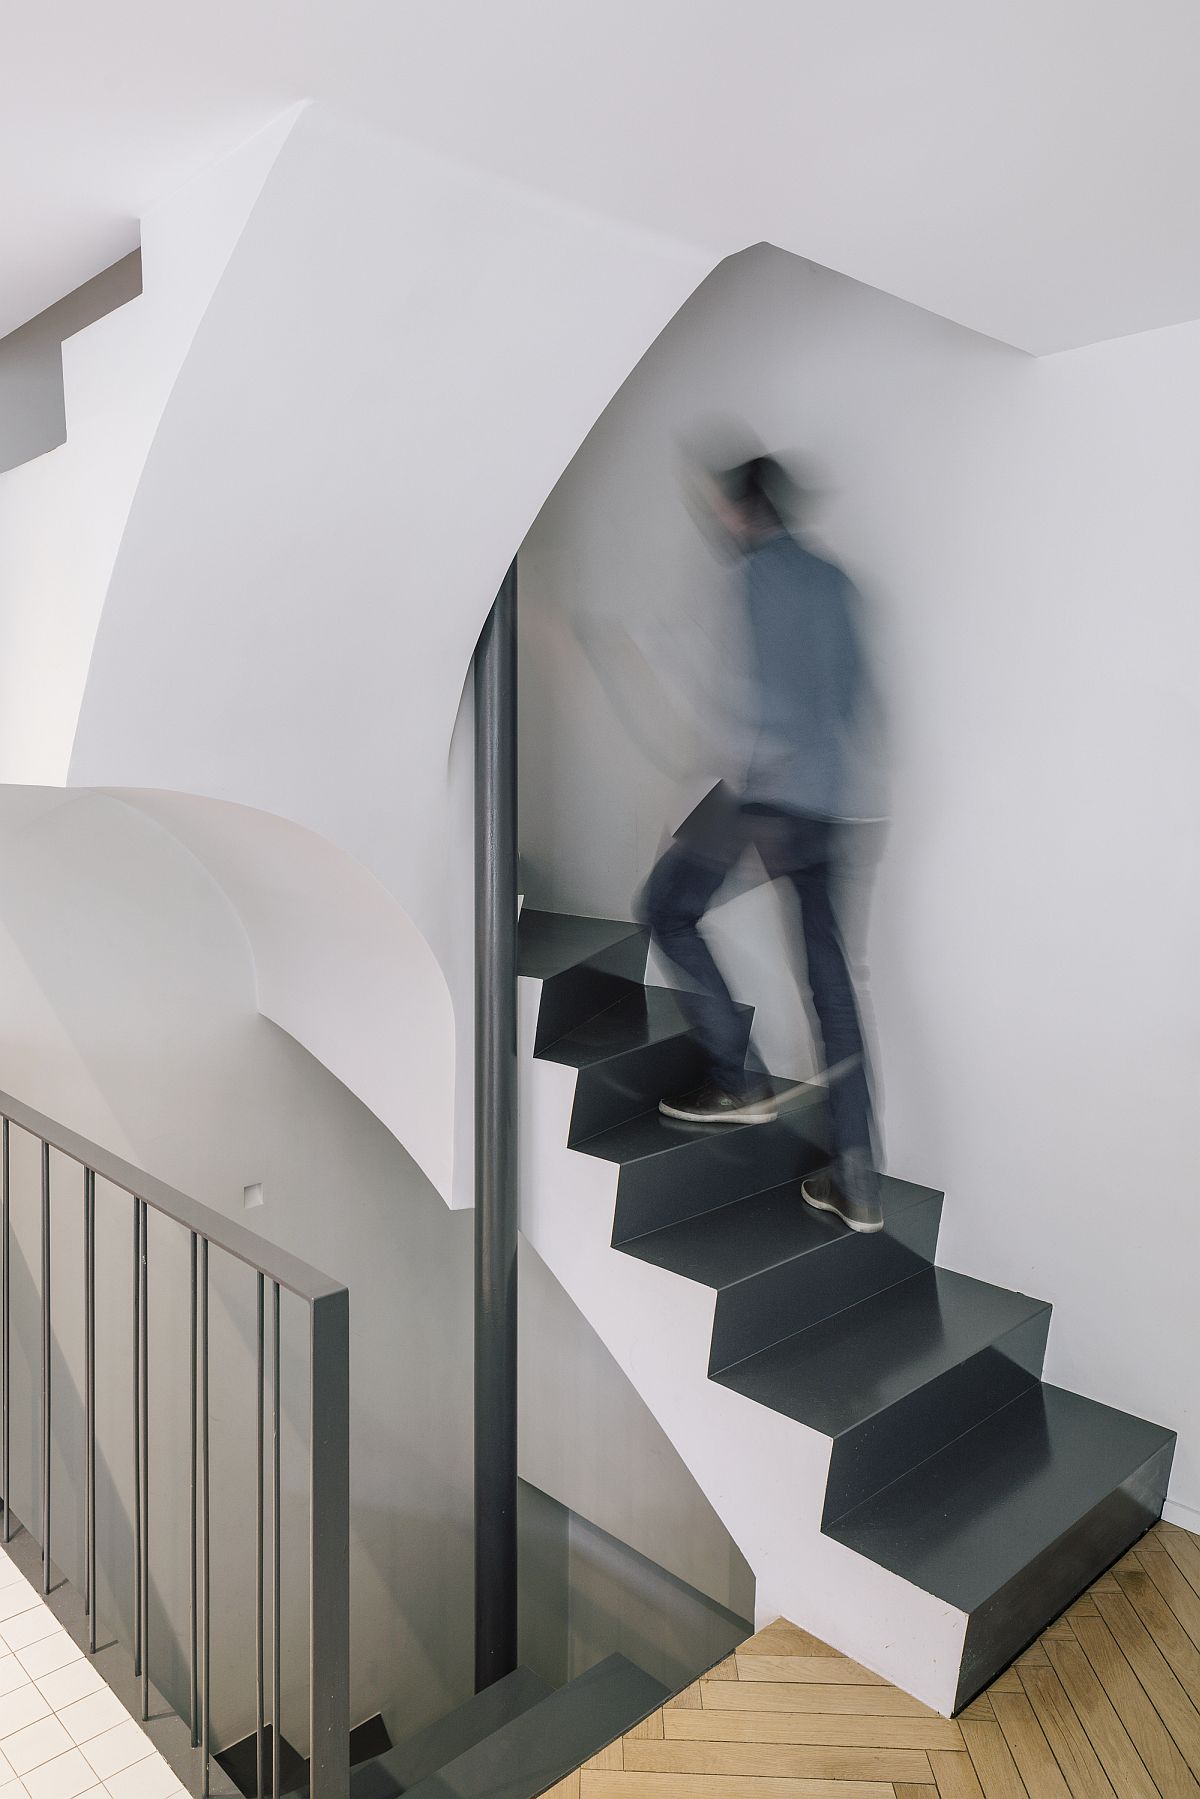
[636,452,885,1233]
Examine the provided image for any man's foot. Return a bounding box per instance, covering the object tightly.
[659,1078,779,1125]
[801,1163,884,1233]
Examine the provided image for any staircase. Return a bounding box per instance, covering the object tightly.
[517,908,1175,1714]
[350,1657,667,1799]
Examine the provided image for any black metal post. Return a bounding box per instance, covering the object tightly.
[473,558,519,1691]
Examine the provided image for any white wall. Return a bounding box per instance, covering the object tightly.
[518,244,1200,1523]
[0,108,298,790]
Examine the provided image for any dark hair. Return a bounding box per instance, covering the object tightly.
[716,454,796,528]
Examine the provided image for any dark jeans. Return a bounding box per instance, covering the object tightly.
[636,803,875,1167]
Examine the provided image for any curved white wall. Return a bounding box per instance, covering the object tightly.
[62,102,710,1195]
[114,790,456,1198]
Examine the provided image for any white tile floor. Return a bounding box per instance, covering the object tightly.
[0,1546,185,1799]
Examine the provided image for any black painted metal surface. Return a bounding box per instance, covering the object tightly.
[474,563,520,1692]
[519,907,1177,1717]
[347,1674,551,1799]
[400,1656,668,1799]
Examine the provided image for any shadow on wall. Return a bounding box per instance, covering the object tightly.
[0,251,142,476]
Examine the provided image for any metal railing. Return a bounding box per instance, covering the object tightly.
[0,1089,349,1799]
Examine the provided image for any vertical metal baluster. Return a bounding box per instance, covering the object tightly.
[132,1201,142,1675]
[308,1289,349,1799]
[189,1232,199,1746]
[1,1119,9,1545]
[41,1142,51,1594]
[271,1282,281,1799]
[139,1201,149,1719]
[85,1170,96,1652]
[200,1238,210,1798]
[256,1274,266,1799]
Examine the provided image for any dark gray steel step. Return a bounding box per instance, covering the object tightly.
[622,1175,943,1371]
[826,1382,1176,1708]
[400,1655,669,1799]
[541,986,753,1145]
[348,1670,552,1799]
[717,1267,1051,1522]
[576,1093,828,1242]
[518,910,647,1052]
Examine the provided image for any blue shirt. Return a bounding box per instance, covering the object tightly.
[740,533,881,821]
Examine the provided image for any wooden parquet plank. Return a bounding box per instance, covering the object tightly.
[579,1774,893,1799]
[664,1680,701,1710]
[894,1787,938,1799]
[705,1657,739,1680]
[1138,1546,1200,1650]
[1044,1637,1159,1799]
[701,1680,938,1717]
[751,1621,843,1657]
[1164,1528,1200,1601]
[1016,1663,1118,1799]
[734,1654,886,1685]
[622,1736,933,1782]
[928,1750,985,1797]
[1094,1586,1200,1778]
[1070,1611,1200,1798]
[959,1721,1029,1797]
[583,1739,624,1771]
[542,1775,580,1799]
[957,1695,995,1722]
[664,1707,963,1751]
[1115,1564,1200,1692]
[626,1710,664,1740]
[990,1692,1071,1799]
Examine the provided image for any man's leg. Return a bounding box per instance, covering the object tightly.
[755,812,881,1227]
[635,840,749,1091]
[795,858,876,1164]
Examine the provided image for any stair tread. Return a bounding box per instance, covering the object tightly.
[717,1266,1049,1435]
[827,1382,1175,1613]
[575,1086,823,1163]
[621,1175,940,1287]
[518,909,644,981]
[540,985,696,1066]
[402,1654,669,1799]
[350,1669,551,1799]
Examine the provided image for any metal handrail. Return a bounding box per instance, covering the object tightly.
[0,1090,350,1799]
[0,1088,344,1300]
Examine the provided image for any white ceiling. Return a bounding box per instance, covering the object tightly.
[2,0,1199,354]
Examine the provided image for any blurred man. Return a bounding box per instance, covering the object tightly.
[637,454,884,1233]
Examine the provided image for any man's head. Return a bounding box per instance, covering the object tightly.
[708,455,796,546]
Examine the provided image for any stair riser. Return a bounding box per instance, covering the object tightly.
[534,942,647,1052]
[568,1028,743,1144]
[823,1309,1052,1527]
[612,1112,828,1243]
[708,1192,944,1375]
[953,1439,1175,1710]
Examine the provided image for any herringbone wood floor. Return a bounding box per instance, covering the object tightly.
[547,1520,1200,1799]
